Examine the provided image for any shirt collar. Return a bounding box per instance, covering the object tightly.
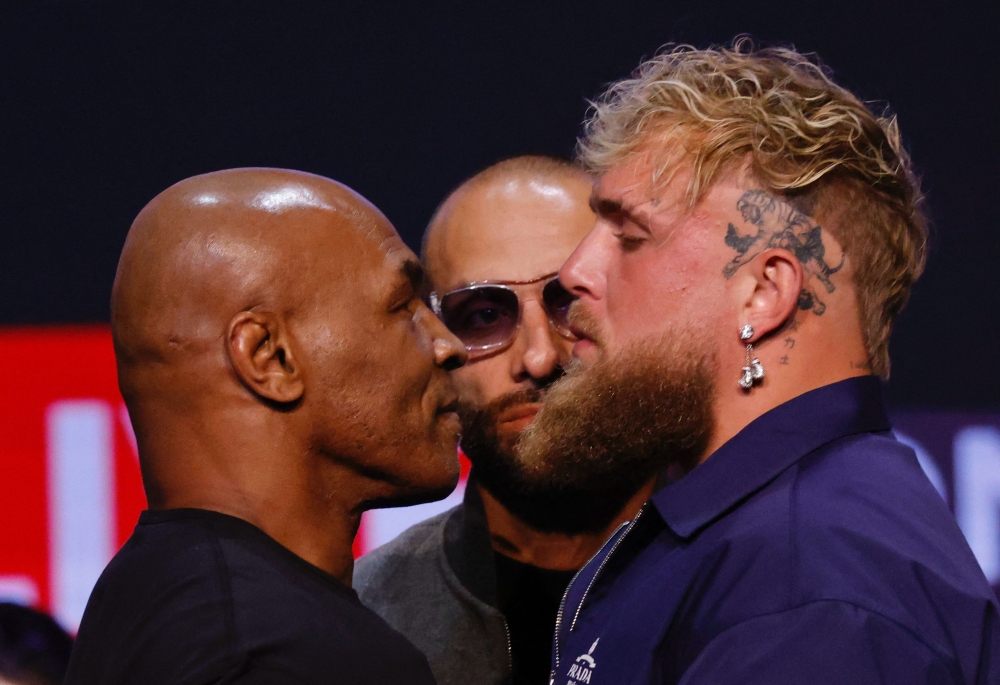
[652,376,891,540]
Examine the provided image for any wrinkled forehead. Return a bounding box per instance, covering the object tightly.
[340,236,423,330]
[323,209,411,288]
[259,200,409,318]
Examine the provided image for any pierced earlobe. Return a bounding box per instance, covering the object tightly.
[738,325,765,391]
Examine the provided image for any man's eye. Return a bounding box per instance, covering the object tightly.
[614,233,646,252]
[394,297,419,316]
[465,306,501,329]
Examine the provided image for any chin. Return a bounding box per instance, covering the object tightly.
[427,440,462,491]
[382,443,460,508]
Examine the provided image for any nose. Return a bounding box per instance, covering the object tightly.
[426,307,467,371]
[559,223,606,302]
[512,300,563,381]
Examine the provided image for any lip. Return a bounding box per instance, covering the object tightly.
[568,323,591,342]
[497,402,542,430]
[439,410,462,437]
[573,338,597,359]
[436,394,459,415]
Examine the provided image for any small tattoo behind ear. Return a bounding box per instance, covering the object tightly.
[797,289,814,311]
[797,288,826,316]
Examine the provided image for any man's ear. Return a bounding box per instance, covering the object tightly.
[226,310,305,404]
[739,248,804,341]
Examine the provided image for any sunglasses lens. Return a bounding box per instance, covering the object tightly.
[542,278,575,334]
[439,287,520,350]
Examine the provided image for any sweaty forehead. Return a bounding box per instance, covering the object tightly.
[426,176,594,292]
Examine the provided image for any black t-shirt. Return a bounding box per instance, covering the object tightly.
[493,552,577,685]
[65,509,436,685]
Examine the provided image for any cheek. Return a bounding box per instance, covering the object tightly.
[450,362,497,408]
[389,329,438,420]
[343,326,436,431]
[604,244,719,343]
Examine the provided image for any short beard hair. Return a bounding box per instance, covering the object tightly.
[511,331,717,533]
[457,387,554,522]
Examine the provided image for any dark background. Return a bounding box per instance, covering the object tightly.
[1,0,997,408]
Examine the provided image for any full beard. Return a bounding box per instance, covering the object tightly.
[510,330,717,533]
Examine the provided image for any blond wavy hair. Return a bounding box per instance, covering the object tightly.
[577,38,927,378]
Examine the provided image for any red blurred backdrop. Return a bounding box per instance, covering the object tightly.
[0,326,469,631]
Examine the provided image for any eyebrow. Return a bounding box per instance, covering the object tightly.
[386,258,424,306]
[590,195,622,216]
[401,258,424,292]
[589,193,651,234]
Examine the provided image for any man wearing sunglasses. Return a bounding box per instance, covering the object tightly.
[355,156,657,685]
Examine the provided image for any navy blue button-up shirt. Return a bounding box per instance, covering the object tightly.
[553,377,1000,685]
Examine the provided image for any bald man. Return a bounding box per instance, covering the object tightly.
[64,169,466,685]
[355,157,655,685]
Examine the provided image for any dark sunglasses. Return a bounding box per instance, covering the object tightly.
[427,272,576,355]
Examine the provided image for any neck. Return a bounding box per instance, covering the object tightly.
[478,478,655,571]
[157,478,362,586]
[141,410,363,586]
[703,320,871,461]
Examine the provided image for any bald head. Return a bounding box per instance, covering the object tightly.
[113,168,387,377]
[422,156,594,293]
[417,157,602,540]
[113,169,466,552]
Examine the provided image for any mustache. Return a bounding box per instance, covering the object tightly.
[515,330,717,498]
[567,302,604,347]
[458,387,544,426]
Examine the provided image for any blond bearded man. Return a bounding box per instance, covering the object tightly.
[515,43,1000,684]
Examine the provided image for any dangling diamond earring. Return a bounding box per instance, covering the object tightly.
[738,324,765,390]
